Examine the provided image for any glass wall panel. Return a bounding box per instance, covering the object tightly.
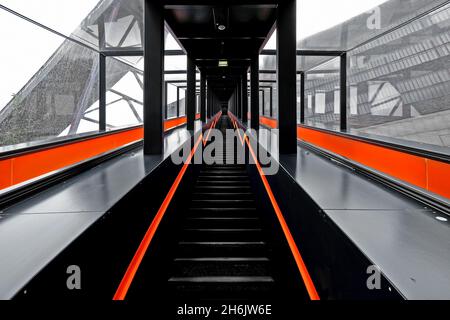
[297,0,449,51]
[105,57,143,129]
[0,8,100,148]
[304,56,341,130]
[347,3,450,151]
[167,83,178,119]
[165,55,187,71]
[179,88,186,116]
[262,87,271,117]
[259,90,264,115]
[0,0,144,51]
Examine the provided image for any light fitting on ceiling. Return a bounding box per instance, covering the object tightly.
[218,24,226,31]
[218,60,228,67]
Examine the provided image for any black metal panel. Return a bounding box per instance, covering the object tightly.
[250,54,259,130]
[200,71,207,122]
[144,0,164,154]
[242,70,248,123]
[277,0,297,154]
[300,71,305,124]
[237,78,242,118]
[186,55,196,130]
[340,52,347,131]
[99,54,106,132]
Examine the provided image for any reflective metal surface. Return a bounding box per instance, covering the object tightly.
[0,124,200,298]
[258,126,450,299]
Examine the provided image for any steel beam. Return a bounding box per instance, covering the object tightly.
[186,55,196,130]
[277,0,297,154]
[143,0,164,154]
[250,54,259,131]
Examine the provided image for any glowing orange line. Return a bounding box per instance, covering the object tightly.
[113,134,204,300]
[227,112,321,301]
[203,113,220,146]
[244,135,320,300]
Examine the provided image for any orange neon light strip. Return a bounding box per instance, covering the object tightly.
[231,114,320,300]
[203,113,220,146]
[113,133,203,300]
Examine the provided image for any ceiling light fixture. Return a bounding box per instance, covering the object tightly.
[218,24,226,31]
[218,60,228,67]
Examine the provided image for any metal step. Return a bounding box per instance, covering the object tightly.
[176,241,269,258]
[190,199,255,208]
[172,257,271,277]
[184,217,260,228]
[182,228,264,242]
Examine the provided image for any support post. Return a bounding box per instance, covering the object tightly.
[250,54,259,131]
[242,71,248,123]
[200,71,206,122]
[186,55,196,130]
[300,71,305,123]
[277,0,297,153]
[99,54,106,131]
[340,52,347,131]
[144,0,164,154]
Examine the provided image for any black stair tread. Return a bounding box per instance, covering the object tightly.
[179,241,266,245]
[184,227,262,231]
[183,217,261,228]
[192,198,254,201]
[172,261,271,277]
[204,165,246,169]
[187,210,257,218]
[191,199,254,204]
[188,207,256,212]
[168,276,274,283]
[194,186,252,192]
[197,175,250,179]
[196,181,250,186]
[192,194,254,201]
[193,192,253,196]
[176,242,269,258]
[182,229,264,241]
[199,170,247,174]
[174,257,269,262]
[186,217,259,221]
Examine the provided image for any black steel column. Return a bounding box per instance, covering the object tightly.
[300,71,305,123]
[242,71,248,123]
[340,52,347,131]
[164,82,168,119]
[144,0,164,154]
[207,84,212,119]
[200,71,206,122]
[187,55,196,130]
[237,80,242,118]
[177,87,180,117]
[269,87,273,118]
[99,54,106,131]
[250,55,259,131]
[277,0,297,154]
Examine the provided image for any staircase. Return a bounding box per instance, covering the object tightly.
[167,114,276,301]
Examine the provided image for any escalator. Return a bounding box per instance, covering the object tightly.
[125,113,310,313]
